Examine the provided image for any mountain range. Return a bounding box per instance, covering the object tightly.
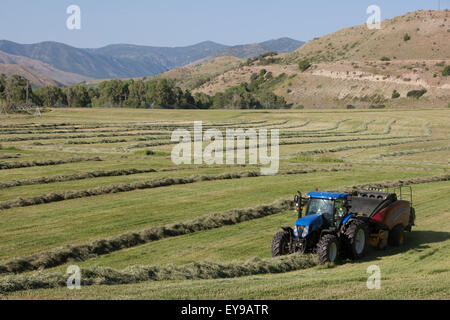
[0,38,304,85]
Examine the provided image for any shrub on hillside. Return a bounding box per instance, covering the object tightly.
[380,56,391,61]
[392,90,401,99]
[298,59,311,72]
[442,66,450,76]
[407,89,427,99]
[403,33,411,41]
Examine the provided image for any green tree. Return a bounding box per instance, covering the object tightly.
[194,92,212,109]
[152,79,176,107]
[96,79,128,107]
[0,74,6,95]
[4,75,32,105]
[126,79,147,107]
[64,85,90,107]
[34,85,65,107]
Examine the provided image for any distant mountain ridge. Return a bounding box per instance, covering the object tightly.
[0,38,303,83]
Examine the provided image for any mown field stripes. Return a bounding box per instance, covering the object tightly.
[0,164,253,190]
[0,254,317,294]
[0,168,349,210]
[0,199,294,274]
[0,174,448,275]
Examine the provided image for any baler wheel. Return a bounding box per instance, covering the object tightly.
[388,225,405,247]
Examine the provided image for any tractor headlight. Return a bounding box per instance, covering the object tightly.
[302,226,309,238]
[293,226,299,238]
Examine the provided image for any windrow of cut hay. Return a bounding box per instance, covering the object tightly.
[0,154,20,160]
[278,134,424,147]
[0,128,168,136]
[66,135,171,145]
[347,174,450,190]
[0,199,295,274]
[291,137,445,157]
[0,168,157,189]
[274,120,311,130]
[295,119,349,133]
[374,145,450,159]
[0,254,317,294]
[0,157,102,170]
[0,120,269,131]
[0,132,170,142]
[0,164,253,190]
[0,167,349,210]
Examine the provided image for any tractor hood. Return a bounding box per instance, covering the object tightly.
[295,214,324,237]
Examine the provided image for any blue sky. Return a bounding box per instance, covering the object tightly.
[0,0,448,48]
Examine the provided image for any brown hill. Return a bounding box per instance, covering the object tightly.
[157,56,243,90]
[0,50,92,86]
[286,10,450,63]
[0,64,60,86]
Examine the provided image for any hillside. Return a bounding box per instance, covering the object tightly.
[0,50,92,86]
[157,56,243,90]
[193,10,450,108]
[0,64,59,87]
[286,10,450,63]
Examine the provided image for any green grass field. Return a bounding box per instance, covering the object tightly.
[0,108,448,299]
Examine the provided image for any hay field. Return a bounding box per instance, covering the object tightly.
[0,107,448,299]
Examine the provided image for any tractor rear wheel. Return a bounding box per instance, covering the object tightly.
[343,220,368,260]
[388,225,405,246]
[271,231,291,257]
[317,234,339,264]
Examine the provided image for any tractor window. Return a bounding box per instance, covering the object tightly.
[306,199,333,218]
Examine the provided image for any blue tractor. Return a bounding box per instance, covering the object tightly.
[272,188,415,264]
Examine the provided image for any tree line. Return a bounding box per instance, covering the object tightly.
[0,71,288,110]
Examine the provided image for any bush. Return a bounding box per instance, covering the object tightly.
[295,105,305,110]
[298,59,311,72]
[369,105,386,109]
[380,56,391,61]
[346,105,356,109]
[403,33,411,41]
[442,66,450,76]
[392,90,400,99]
[407,89,427,99]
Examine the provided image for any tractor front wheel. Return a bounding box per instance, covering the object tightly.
[317,234,339,264]
[271,231,291,257]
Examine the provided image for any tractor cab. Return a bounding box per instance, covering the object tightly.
[293,191,349,239]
